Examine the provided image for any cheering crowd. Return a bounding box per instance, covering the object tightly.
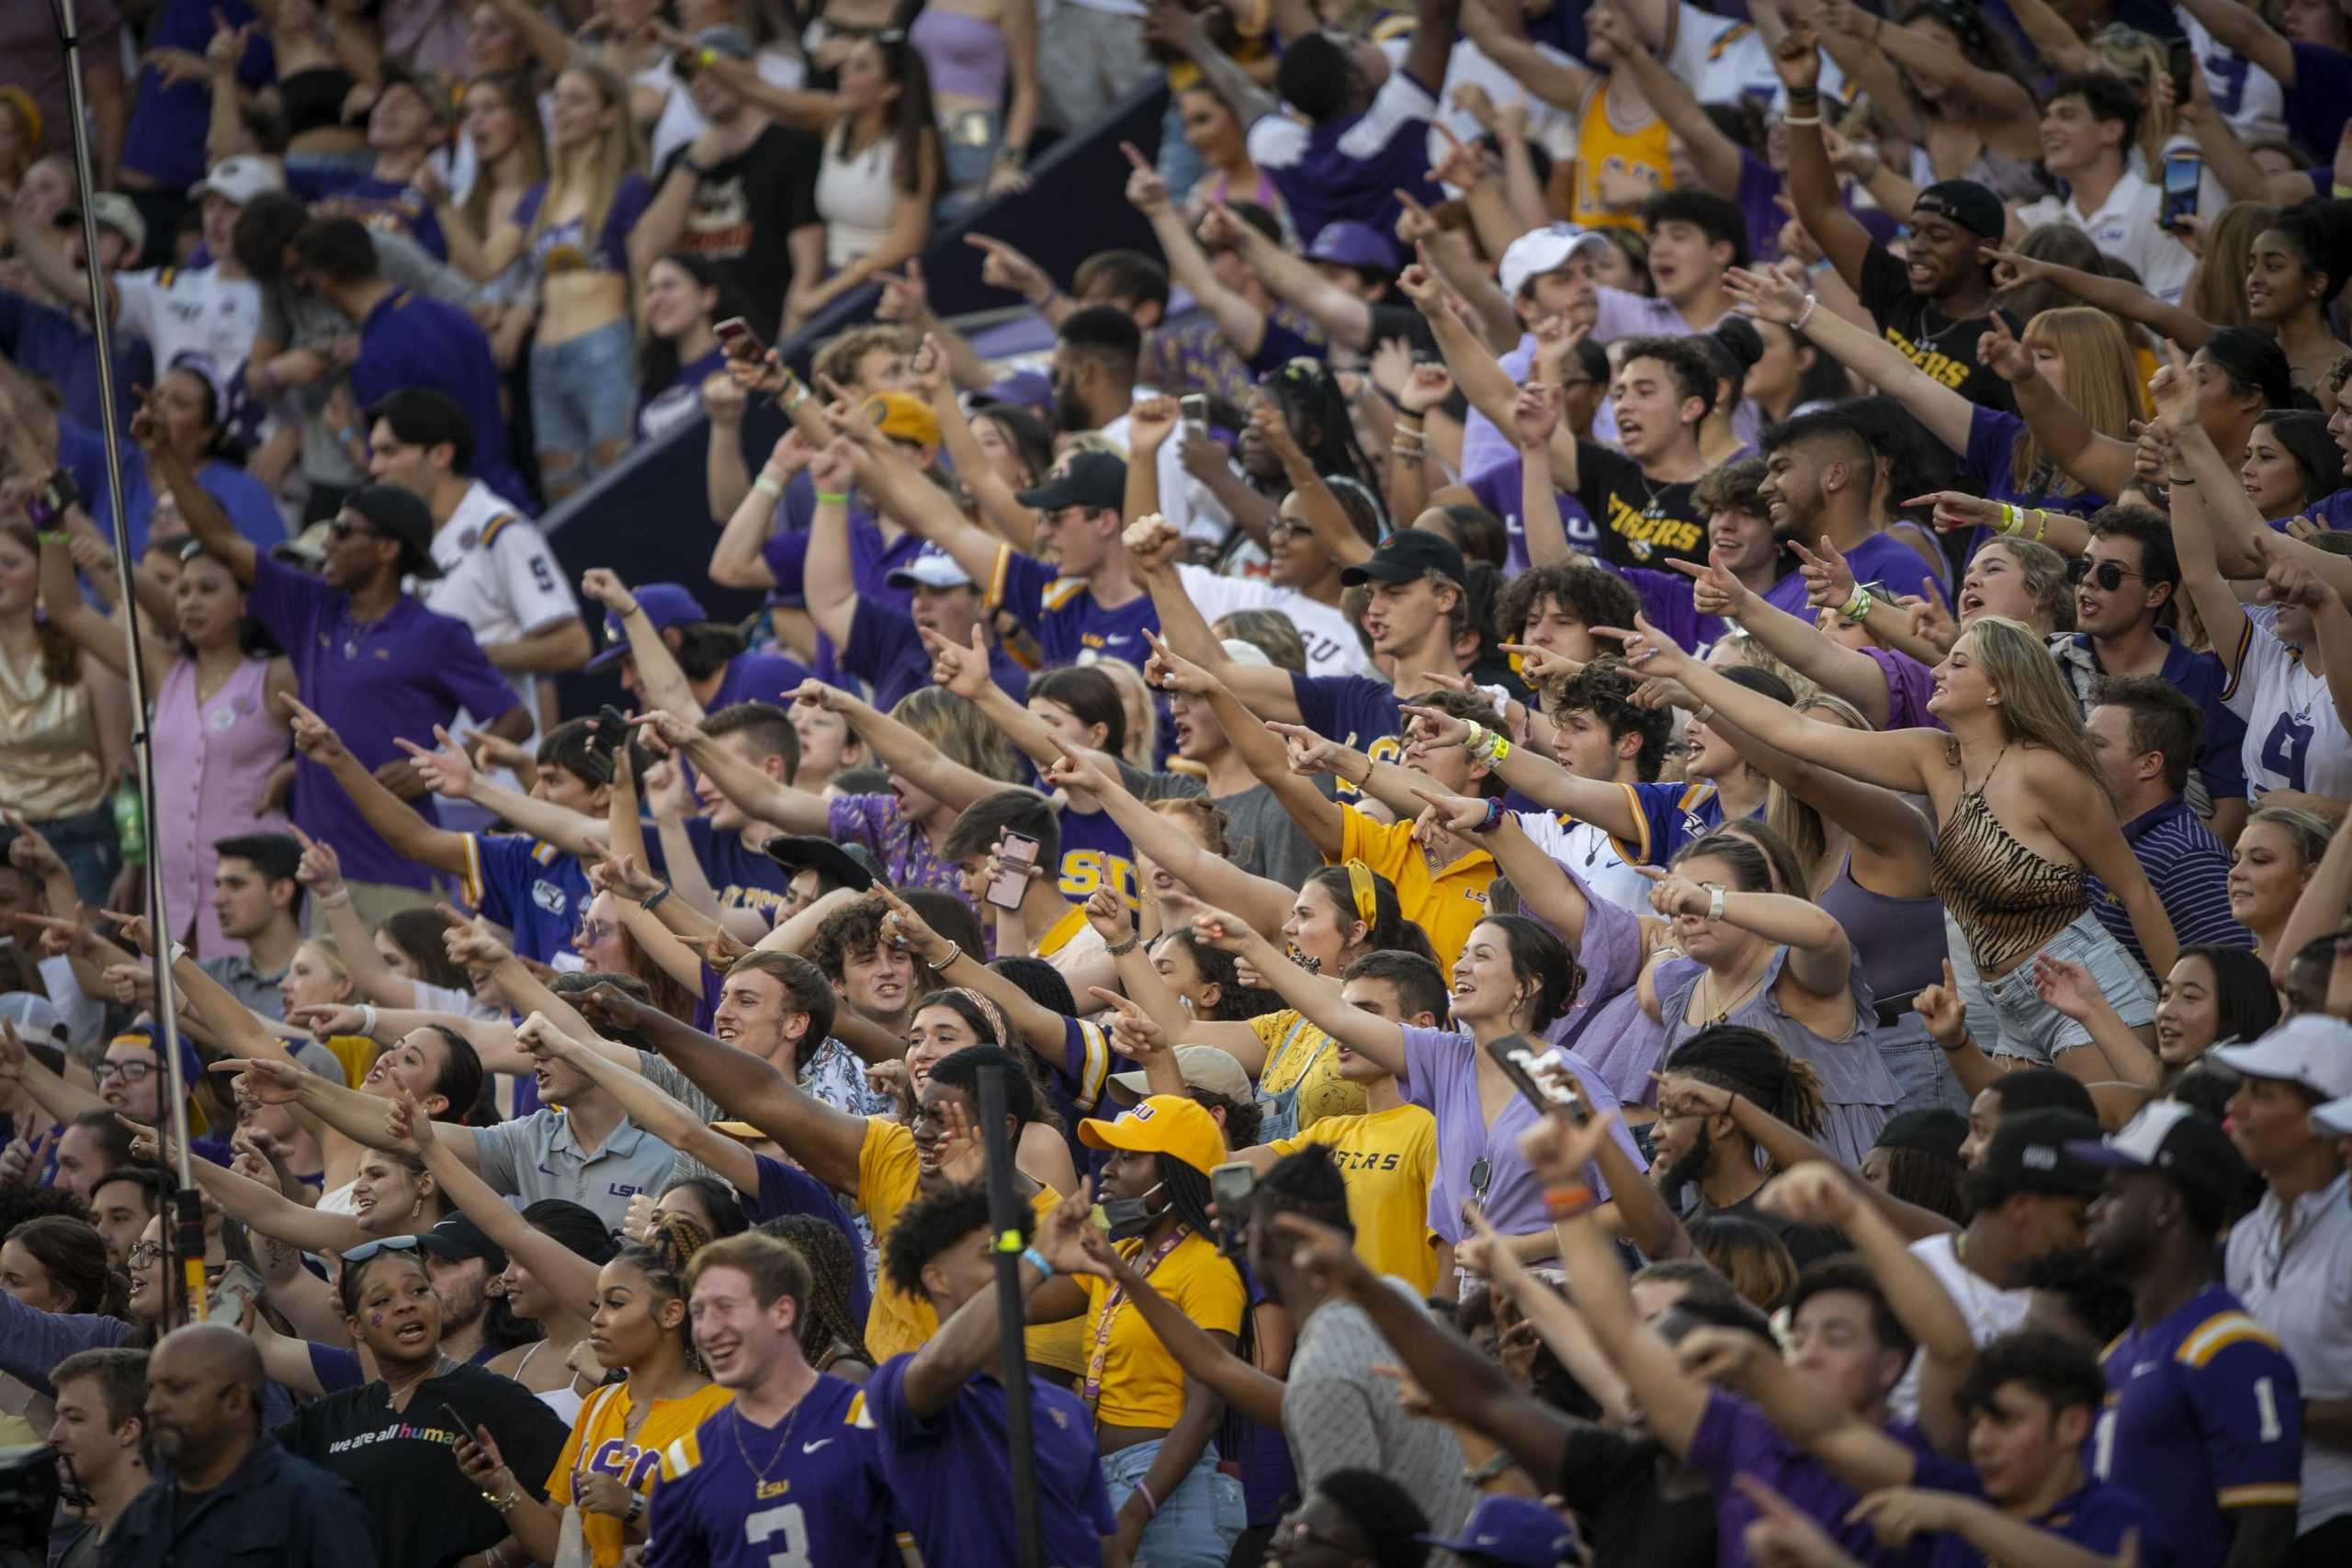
[10,0,2352,1565]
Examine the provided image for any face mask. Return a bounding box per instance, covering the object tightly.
[1101,1181,1166,1241]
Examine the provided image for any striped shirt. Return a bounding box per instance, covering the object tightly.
[2086,795,2253,974]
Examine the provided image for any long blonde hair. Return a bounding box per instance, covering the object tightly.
[461,71,548,237]
[2087,27,2175,172]
[2011,308,2145,501]
[1967,616,2107,795]
[888,685,1017,782]
[530,62,639,259]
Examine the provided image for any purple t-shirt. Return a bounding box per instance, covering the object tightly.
[1760,531,1943,617]
[512,174,653,276]
[2287,41,2352,164]
[1464,452,1600,570]
[1690,1389,1929,1568]
[746,1152,869,1322]
[246,554,521,887]
[1397,1024,1645,1245]
[1862,646,1945,732]
[1961,405,2108,517]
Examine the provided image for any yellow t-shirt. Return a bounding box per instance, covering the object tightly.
[1570,77,1672,232]
[856,1118,1088,1373]
[1340,807,1495,974]
[1268,1104,1442,1299]
[548,1379,736,1568]
[1250,1010,1367,1134]
[1076,1230,1246,1429]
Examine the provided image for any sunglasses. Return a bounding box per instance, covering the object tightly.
[2068,558,2144,592]
[327,520,386,544]
[343,1234,428,1265]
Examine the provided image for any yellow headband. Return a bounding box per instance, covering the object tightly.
[1345,859,1377,927]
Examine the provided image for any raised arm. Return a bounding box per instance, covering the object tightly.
[281,700,473,878]
[632,708,828,836]
[2037,754,2177,978]
[1984,246,2211,352]
[1191,907,1408,1075]
[130,395,254,582]
[1127,149,1269,360]
[210,1055,481,1170]
[1990,316,2139,500]
[36,533,170,689]
[1603,614,1946,794]
[577,570,707,723]
[1396,702,1647,842]
[1679,551,1905,728]
[2174,0,2297,85]
[822,674,1001,814]
[1597,6,1744,196]
[1724,265,1973,456]
[571,983,868,1195]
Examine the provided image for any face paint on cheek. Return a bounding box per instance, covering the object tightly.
[370,1313,385,1327]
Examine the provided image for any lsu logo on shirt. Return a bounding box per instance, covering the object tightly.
[1059,848,1138,908]
[1883,324,1973,390]
[587,1437,663,1490]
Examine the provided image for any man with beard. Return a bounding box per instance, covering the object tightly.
[1650,1027,1849,1267]
[1773,30,2017,412]
[1046,302,1228,548]
[107,1324,371,1568]
[1753,411,1943,616]
[2067,1101,2304,1568]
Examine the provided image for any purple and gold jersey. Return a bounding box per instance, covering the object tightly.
[2095,1284,2301,1568]
[643,1375,907,1568]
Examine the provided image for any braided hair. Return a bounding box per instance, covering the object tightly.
[757,1214,873,1372]
[611,1211,713,1370]
[1663,1023,1828,1144]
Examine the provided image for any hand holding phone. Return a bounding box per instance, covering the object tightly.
[986,831,1042,910]
[1210,1160,1255,1247]
[1483,1034,1592,1124]
[714,316,765,362]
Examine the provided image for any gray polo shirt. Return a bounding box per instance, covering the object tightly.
[468,1107,678,1232]
[2225,1171,2352,1535]
[1284,1283,1477,1538]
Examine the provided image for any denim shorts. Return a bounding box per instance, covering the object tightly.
[943,107,1003,193]
[1980,911,2158,1066]
[528,315,638,469]
[1871,1011,1973,1115]
[1100,1438,1242,1568]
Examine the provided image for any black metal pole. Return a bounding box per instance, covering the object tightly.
[51,0,205,1325]
[977,1065,1043,1568]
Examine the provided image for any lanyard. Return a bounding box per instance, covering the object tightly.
[1082,1227,1189,1412]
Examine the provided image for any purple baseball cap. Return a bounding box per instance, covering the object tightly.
[1306,220,1397,275]
[588,582,707,670]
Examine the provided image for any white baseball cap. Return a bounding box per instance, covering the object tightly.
[2209,1014,2352,1101]
[884,544,973,592]
[1498,222,1612,300]
[2312,1095,2352,1137]
[189,154,284,207]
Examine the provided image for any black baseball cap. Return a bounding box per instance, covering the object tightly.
[1913,180,2005,241]
[1979,1108,2106,1198]
[2065,1100,2254,1231]
[762,835,884,893]
[1015,448,1127,513]
[1339,527,1467,588]
[343,483,444,579]
[417,1213,508,1272]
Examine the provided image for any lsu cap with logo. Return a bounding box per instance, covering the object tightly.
[1077,1093,1225,1177]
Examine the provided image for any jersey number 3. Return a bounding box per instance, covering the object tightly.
[746,1503,810,1568]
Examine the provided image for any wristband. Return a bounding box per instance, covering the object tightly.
[752,472,784,500]
[1691,703,1714,728]
[627,1490,647,1524]
[2335,182,2352,199]
[1471,796,1508,835]
[35,530,67,545]
[1021,1246,1055,1280]
[814,491,851,506]
[1542,1180,1598,1219]
[698,47,717,68]
[1792,293,1818,332]
[929,940,964,971]
[359,1004,379,1037]
[640,882,673,914]
[1838,582,1874,624]
[1996,502,2023,536]
[779,379,809,413]
[1135,1481,1159,1519]
[2029,508,2050,544]
[1104,931,1141,956]
[1781,110,1823,127]
[319,889,352,908]
[167,941,188,964]
[1705,885,1726,923]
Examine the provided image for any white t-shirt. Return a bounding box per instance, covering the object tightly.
[1667,3,1846,111]
[1520,810,1651,912]
[113,263,263,410]
[2222,611,2352,801]
[417,481,581,761]
[1177,564,1370,681]
[1101,408,1236,547]
[2179,8,2288,142]
[2015,166,2198,304]
[1888,1232,2033,1422]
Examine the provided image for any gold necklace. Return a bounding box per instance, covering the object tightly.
[729,1380,812,1488]
[1699,953,1771,1025]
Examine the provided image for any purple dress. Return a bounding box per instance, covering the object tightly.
[152,656,289,953]
[1530,856,1665,1111]
[1656,948,1897,1167]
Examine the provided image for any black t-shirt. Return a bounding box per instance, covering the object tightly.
[1856,243,2018,413]
[1573,443,1710,570]
[1703,1189,1852,1268]
[276,1360,571,1568]
[658,123,824,339]
[1553,1422,1717,1568]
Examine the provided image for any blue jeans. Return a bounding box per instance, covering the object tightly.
[1101,1438,1242,1568]
[943,106,1004,196]
[528,315,639,484]
[35,800,121,909]
[1872,1013,1972,1115]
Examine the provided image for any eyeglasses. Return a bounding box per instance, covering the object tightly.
[342,1234,427,1265]
[2069,558,2144,592]
[576,919,616,945]
[93,1060,155,1085]
[126,1241,164,1269]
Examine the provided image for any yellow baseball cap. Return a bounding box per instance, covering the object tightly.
[1078,1094,1224,1177]
[864,390,941,448]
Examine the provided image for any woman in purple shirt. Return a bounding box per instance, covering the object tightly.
[1189,901,1645,1265]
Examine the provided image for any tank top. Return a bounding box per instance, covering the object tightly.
[910,6,1008,102]
[1928,750,2087,978]
[1570,80,1671,233]
[152,656,290,953]
[1815,852,1947,1013]
[1657,948,1896,1167]
[817,132,900,269]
